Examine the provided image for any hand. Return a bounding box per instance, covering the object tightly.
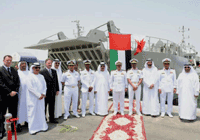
[158,89,162,94]
[125,88,128,92]
[134,86,138,91]
[10,91,17,97]
[173,88,176,94]
[39,95,43,100]
[132,85,136,91]
[42,94,46,98]
[56,91,59,96]
[110,89,113,92]
[149,84,154,89]
[194,95,199,99]
[88,87,93,92]
[94,91,97,94]
[108,91,110,94]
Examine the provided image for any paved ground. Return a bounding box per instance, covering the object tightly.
[2,96,200,140]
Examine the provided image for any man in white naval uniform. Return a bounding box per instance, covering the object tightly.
[177,63,199,121]
[17,61,29,132]
[61,60,80,120]
[110,60,128,115]
[159,58,176,118]
[127,58,143,116]
[80,60,96,117]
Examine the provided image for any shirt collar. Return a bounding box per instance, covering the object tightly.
[163,67,170,71]
[3,65,10,70]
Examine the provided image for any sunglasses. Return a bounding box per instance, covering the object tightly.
[34,67,41,69]
[101,65,105,67]
[184,67,190,69]
[55,62,60,65]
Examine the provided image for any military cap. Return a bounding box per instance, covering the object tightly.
[83,59,91,65]
[115,60,122,65]
[100,61,106,65]
[162,58,171,63]
[67,60,75,65]
[129,58,138,64]
[146,58,153,61]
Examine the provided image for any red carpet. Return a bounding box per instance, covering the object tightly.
[90,99,147,140]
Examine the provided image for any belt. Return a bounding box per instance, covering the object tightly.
[65,85,77,88]
[132,82,138,84]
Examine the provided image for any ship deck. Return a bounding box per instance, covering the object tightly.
[3,95,200,140]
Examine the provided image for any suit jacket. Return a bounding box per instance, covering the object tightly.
[40,68,59,97]
[0,66,20,101]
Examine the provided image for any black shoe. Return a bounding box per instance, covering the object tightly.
[50,120,58,123]
[24,122,28,127]
[0,133,6,139]
[17,124,22,132]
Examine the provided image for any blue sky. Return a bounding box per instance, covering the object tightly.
[0,0,199,65]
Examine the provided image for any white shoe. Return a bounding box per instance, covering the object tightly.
[129,112,132,116]
[90,112,96,116]
[121,112,124,116]
[137,112,142,116]
[113,112,117,115]
[64,116,68,120]
[75,115,80,118]
[167,113,173,118]
[82,114,85,118]
[161,112,165,118]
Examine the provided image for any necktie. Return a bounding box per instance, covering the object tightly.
[7,68,11,76]
[49,69,52,77]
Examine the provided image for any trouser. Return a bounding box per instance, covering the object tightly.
[128,85,141,113]
[81,91,94,115]
[160,91,174,114]
[0,95,18,134]
[64,86,78,117]
[113,91,125,113]
[45,95,55,121]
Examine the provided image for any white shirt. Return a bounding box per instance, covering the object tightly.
[80,69,95,92]
[127,68,143,85]
[110,70,127,92]
[159,68,176,92]
[61,70,80,86]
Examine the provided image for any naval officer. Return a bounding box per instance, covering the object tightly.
[61,60,81,120]
[159,58,176,118]
[110,60,128,115]
[127,58,143,116]
[80,60,96,117]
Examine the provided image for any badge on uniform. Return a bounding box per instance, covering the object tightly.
[137,71,140,74]
[162,72,165,74]
[114,73,117,75]
[84,73,87,75]
[121,73,124,75]
[170,71,173,74]
[130,72,133,74]
[67,74,71,76]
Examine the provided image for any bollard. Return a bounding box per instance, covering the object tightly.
[4,113,19,140]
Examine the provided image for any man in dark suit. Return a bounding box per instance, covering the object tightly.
[0,55,20,139]
[40,58,59,123]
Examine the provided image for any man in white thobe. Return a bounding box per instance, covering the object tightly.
[61,60,80,120]
[17,61,29,132]
[52,59,63,118]
[142,58,160,116]
[110,60,127,115]
[94,62,110,116]
[177,64,199,121]
[80,60,96,117]
[27,63,48,135]
[159,58,176,118]
[127,58,143,116]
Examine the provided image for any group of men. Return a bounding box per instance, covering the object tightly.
[0,54,199,139]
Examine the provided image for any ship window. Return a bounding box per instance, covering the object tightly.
[76,45,81,49]
[62,53,70,61]
[70,46,76,50]
[64,47,69,51]
[58,53,65,61]
[78,51,87,60]
[91,50,98,59]
[96,50,103,59]
[82,45,87,49]
[84,51,92,59]
[91,61,97,70]
[88,44,93,48]
[50,54,56,59]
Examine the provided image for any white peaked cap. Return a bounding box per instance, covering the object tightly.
[129,58,138,63]
[115,60,122,65]
[83,59,91,64]
[67,60,76,65]
[162,58,171,63]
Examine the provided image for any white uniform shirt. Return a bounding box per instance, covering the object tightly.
[127,68,143,86]
[61,70,80,86]
[80,69,95,92]
[159,68,176,92]
[110,70,127,92]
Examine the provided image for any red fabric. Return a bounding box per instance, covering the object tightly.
[109,32,131,50]
[134,39,146,55]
